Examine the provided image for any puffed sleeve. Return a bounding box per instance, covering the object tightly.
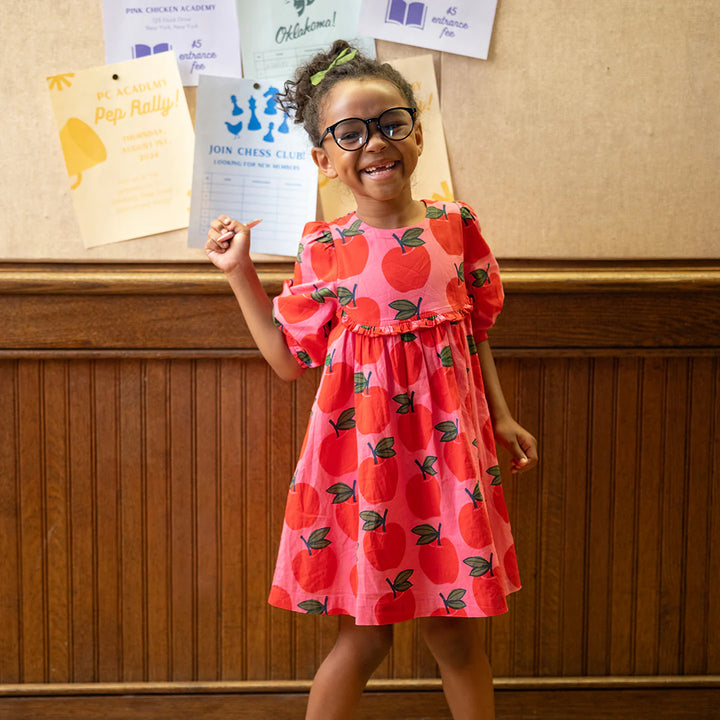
[272,221,340,369]
[459,202,504,342]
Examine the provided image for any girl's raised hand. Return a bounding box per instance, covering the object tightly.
[205,215,262,274]
[492,417,539,474]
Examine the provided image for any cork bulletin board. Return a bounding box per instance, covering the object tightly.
[1,0,718,261]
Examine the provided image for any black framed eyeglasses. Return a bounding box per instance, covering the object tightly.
[319,107,417,151]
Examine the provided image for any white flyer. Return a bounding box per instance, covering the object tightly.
[101,0,242,86]
[237,0,375,81]
[358,0,498,60]
[187,75,318,257]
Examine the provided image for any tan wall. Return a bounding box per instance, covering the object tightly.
[1,0,719,260]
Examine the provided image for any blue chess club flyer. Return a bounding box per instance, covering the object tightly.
[188,75,318,256]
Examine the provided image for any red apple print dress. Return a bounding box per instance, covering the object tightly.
[268,201,520,625]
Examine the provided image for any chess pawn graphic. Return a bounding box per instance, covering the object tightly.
[231,94,244,116]
[247,97,262,131]
[225,94,244,136]
[58,117,107,189]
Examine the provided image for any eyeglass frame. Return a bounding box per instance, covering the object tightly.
[318,106,418,151]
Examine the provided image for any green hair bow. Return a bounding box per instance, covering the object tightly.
[310,48,358,86]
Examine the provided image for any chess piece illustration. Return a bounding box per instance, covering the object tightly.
[247,96,262,130]
[231,94,244,116]
[263,87,280,115]
[225,120,243,135]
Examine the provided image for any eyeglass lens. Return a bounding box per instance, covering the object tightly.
[332,108,414,150]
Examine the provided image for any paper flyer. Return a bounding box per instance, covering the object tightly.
[101,0,242,86]
[237,0,375,80]
[319,54,454,222]
[358,0,498,60]
[187,75,318,257]
[46,52,195,248]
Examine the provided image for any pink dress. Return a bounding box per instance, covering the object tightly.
[268,200,520,625]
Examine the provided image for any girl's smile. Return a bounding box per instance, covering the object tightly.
[311,78,425,228]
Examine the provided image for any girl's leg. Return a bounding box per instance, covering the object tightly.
[418,616,495,720]
[305,615,393,720]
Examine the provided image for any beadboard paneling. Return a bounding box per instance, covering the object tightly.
[1,354,718,683]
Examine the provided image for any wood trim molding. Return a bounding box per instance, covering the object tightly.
[1,261,718,353]
[2,676,718,697]
[1,261,719,295]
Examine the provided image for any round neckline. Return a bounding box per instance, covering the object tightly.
[350,199,436,232]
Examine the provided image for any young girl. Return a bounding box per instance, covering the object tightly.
[206,40,538,720]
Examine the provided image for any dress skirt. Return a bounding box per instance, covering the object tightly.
[267,201,521,625]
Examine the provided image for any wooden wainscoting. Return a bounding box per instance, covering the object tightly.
[0,261,719,718]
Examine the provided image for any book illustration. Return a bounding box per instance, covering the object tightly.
[132,43,172,58]
[385,0,427,29]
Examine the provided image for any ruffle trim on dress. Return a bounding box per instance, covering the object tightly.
[339,302,473,336]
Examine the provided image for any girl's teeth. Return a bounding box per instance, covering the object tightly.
[366,163,395,174]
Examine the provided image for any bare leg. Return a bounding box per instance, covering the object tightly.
[418,616,495,720]
[305,615,393,720]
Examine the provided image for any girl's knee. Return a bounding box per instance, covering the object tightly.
[336,617,393,668]
[418,617,483,666]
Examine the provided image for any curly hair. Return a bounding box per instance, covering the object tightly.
[276,39,418,147]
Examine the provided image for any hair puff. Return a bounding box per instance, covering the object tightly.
[276,39,418,147]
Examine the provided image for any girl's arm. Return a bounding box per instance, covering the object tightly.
[206,216,304,382]
[477,339,538,473]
